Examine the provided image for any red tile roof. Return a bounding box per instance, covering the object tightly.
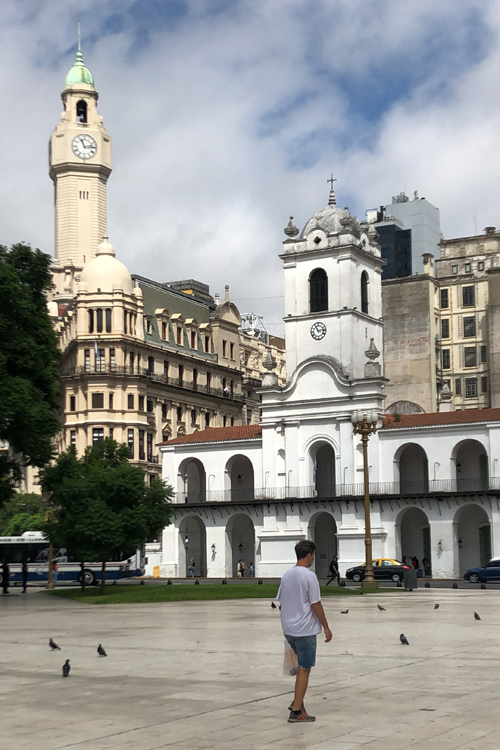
[160,424,262,446]
[383,408,500,429]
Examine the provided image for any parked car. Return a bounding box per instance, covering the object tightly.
[345,558,410,583]
[464,560,500,583]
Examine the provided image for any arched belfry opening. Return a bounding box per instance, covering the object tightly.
[309,268,328,313]
[361,271,369,314]
[76,100,88,124]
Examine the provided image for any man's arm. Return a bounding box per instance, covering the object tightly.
[311,601,332,642]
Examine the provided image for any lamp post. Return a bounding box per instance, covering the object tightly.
[351,409,378,590]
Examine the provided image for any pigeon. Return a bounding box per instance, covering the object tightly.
[400,633,409,645]
[271,602,277,609]
[474,612,481,621]
[341,610,349,614]
[62,659,71,677]
[434,603,439,610]
[377,605,386,611]
[49,638,61,651]
[97,644,107,657]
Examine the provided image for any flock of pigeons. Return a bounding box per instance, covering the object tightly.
[271,601,483,647]
[49,637,107,677]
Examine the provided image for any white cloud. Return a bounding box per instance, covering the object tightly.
[1,0,499,333]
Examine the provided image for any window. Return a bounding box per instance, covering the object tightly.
[96,308,103,333]
[205,412,210,428]
[147,433,153,461]
[230,380,234,397]
[309,268,328,313]
[463,285,475,306]
[452,265,458,274]
[463,316,476,337]
[109,427,114,439]
[163,360,169,382]
[191,409,197,425]
[177,326,182,345]
[161,403,167,420]
[138,430,145,460]
[92,427,104,444]
[478,261,484,271]
[222,340,227,357]
[465,378,478,398]
[147,399,153,413]
[442,349,450,369]
[127,429,134,458]
[76,99,87,123]
[247,408,252,425]
[193,369,198,390]
[230,342,234,359]
[361,271,369,314]
[455,378,462,395]
[129,352,135,373]
[230,417,235,426]
[109,392,114,410]
[464,347,477,367]
[481,376,488,394]
[84,349,91,372]
[176,406,182,422]
[88,310,94,333]
[223,416,227,427]
[441,319,450,339]
[148,356,155,374]
[69,395,76,411]
[481,345,487,363]
[191,330,196,349]
[105,308,112,333]
[162,321,167,340]
[178,365,184,386]
[128,394,134,409]
[124,310,128,334]
[138,395,145,411]
[206,373,211,392]
[70,429,76,446]
[465,262,471,273]
[92,393,104,408]
[440,289,449,309]
[205,335,210,353]
[109,348,116,371]
[95,348,105,372]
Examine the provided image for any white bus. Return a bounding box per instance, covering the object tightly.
[0,532,145,586]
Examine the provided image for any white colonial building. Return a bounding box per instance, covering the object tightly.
[160,190,500,580]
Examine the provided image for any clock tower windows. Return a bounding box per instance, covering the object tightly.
[361,271,369,314]
[76,100,87,123]
[309,268,328,313]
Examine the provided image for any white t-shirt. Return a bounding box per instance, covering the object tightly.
[276,565,322,637]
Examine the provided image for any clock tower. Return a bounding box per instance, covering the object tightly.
[49,32,112,300]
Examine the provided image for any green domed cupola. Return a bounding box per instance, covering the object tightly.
[65,22,94,88]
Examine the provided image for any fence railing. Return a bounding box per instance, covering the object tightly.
[175,477,498,503]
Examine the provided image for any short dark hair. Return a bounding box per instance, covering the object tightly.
[295,540,316,560]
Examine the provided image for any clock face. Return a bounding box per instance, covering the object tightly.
[72,134,97,160]
[310,321,327,340]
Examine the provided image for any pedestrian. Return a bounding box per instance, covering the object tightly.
[2,561,9,595]
[412,556,419,570]
[52,560,59,586]
[277,539,332,723]
[325,555,340,586]
[237,559,247,578]
[249,562,254,577]
[188,558,195,577]
[22,559,29,593]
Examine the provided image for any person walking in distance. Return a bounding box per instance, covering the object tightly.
[51,560,59,586]
[22,559,29,593]
[188,559,195,577]
[325,555,340,586]
[277,540,332,723]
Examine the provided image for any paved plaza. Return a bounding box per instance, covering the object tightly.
[1,588,500,749]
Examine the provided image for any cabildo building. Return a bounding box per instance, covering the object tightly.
[160,188,500,580]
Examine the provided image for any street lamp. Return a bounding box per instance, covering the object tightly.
[351,409,378,590]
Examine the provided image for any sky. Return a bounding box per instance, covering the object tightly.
[1,0,500,335]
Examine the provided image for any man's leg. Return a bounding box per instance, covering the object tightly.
[292,667,311,711]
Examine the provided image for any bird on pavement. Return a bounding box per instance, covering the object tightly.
[434,604,439,610]
[400,634,409,645]
[378,605,386,611]
[97,644,107,657]
[474,612,481,620]
[271,602,277,609]
[49,638,61,651]
[341,610,349,614]
[62,659,71,677]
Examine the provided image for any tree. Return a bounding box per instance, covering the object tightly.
[0,493,45,536]
[0,243,60,503]
[41,439,173,592]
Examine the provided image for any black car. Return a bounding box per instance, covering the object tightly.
[345,558,410,583]
[464,560,500,583]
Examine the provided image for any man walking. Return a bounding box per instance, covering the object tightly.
[277,540,332,723]
[326,555,340,586]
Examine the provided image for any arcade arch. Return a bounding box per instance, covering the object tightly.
[225,455,255,502]
[226,513,255,577]
[395,443,428,494]
[455,504,491,574]
[307,512,337,577]
[178,458,206,502]
[396,507,431,575]
[310,441,336,497]
[178,516,206,577]
[453,440,489,491]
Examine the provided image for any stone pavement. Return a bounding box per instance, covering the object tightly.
[1,588,500,749]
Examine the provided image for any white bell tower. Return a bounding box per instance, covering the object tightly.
[49,25,112,301]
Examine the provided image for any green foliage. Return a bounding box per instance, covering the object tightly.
[41,439,173,591]
[0,492,45,536]
[0,243,61,503]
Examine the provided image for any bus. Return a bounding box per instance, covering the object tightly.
[0,532,145,586]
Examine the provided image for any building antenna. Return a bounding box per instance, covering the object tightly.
[78,19,81,53]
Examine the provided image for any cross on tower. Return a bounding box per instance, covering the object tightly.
[327,174,337,190]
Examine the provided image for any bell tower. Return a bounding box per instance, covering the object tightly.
[49,25,112,300]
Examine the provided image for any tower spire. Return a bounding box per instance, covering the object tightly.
[327,173,337,206]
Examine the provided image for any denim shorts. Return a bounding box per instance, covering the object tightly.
[285,634,317,670]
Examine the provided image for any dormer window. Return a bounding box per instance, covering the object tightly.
[76,100,87,124]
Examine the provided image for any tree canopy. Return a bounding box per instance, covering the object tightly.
[41,439,173,591]
[0,493,45,536]
[0,243,60,502]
